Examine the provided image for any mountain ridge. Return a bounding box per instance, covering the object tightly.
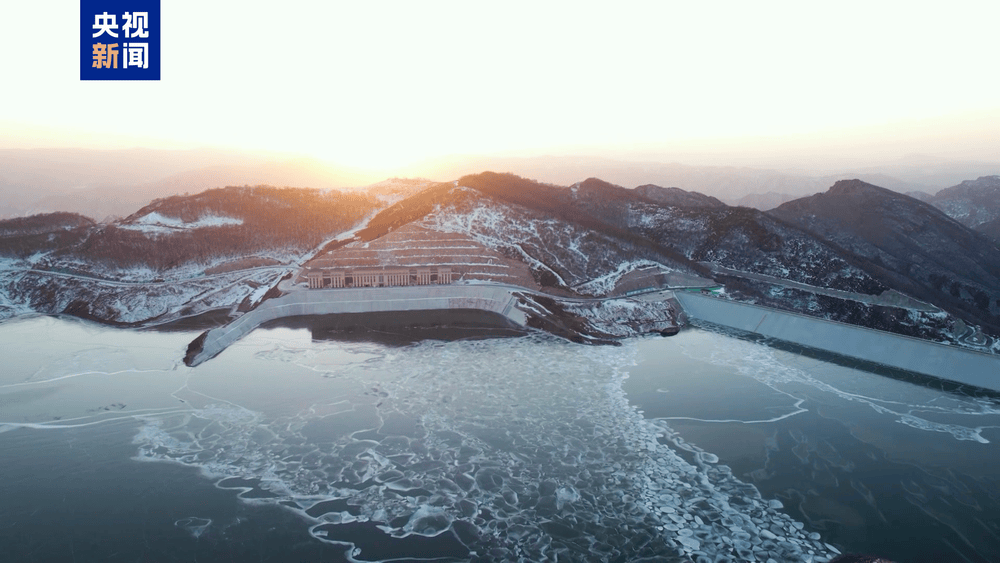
[928,175,1000,242]
[770,179,1000,334]
[0,172,996,354]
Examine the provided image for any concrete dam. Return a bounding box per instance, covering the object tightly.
[184,282,1000,393]
[186,284,528,366]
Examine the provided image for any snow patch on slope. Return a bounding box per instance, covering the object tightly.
[565,297,677,337]
[121,212,244,235]
[7,267,282,324]
[573,260,672,296]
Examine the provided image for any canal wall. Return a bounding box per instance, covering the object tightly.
[188,285,527,366]
[674,292,1000,392]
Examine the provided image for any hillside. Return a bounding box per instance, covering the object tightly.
[353,173,984,333]
[975,217,1000,243]
[426,173,713,291]
[770,180,1000,334]
[0,172,996,351]
[40,185,378,277]
[0,213,95,258]
[929,175,1000,243]
[0,186,380,324]
[304,173,992,350]
[630,201,887,295]
[416,174,884,296]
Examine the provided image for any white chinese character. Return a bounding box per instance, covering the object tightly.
[122,43,149,69]
[92,12,118,38]
[122,12,149,39]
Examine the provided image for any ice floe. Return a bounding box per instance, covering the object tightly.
[131,333,840,562]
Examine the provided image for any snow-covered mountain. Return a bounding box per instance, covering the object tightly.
[770,179,1000,337]
[1,172,997,353]
[732,191,797,211]
[0,186,380,324]
[928,175,1000,243]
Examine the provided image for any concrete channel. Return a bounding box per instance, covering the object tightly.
[674,292,1000,392]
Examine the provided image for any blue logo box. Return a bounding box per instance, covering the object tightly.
[80,0,160,80]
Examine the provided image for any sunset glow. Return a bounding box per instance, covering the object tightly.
[2,1,998,173]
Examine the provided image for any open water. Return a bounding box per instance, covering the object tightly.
[1,316,998,562]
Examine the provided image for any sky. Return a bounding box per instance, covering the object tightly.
[3,1,999,173]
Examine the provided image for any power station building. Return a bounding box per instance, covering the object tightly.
[305,267,454,289]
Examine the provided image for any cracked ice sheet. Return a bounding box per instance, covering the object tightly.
[627,328,1000,562]
[126,325,838,562]
[8,315,1000,561]
[0,316,195,430]
[633,328,1000,447]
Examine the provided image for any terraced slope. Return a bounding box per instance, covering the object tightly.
[299,223,540,290]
